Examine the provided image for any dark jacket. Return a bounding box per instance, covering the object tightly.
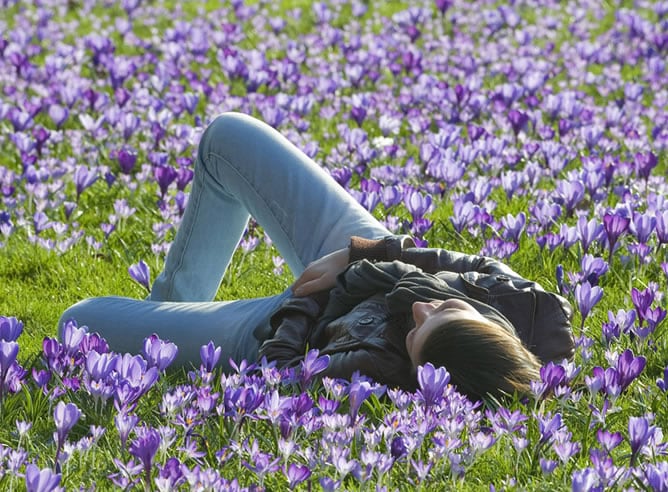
[258,236,574,390]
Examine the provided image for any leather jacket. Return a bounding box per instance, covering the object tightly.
[258,236,574,390]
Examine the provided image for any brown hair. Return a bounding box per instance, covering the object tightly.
[418,317,541,401]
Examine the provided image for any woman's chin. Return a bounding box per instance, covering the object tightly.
[405,326,416,350]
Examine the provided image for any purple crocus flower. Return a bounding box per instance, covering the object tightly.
[347,379,373,422]
[571,468,599,492]
[508,109,529,137]
[158,457,185,490]
[53,401,81,469]
[113,355,159,412]
[0,316,23,342]
[532,361,566,398]
[42,337,62,372]
[9,108,32,131]
[115,412,139,451]
[61,319,86,356]
[350,106,366,126]
[500,212,526,242]
[73,165,98,200]
[129,427,161,487]
[434,0,453,15]
[403,189,432,220]
[32,126,50,155]
[631,212,656,244]
[574,281,603,329]
[0,340,19,397]
[390,436,407,460]
[615,349,646,391]
[115,87,130,108]
[85,350,118,380]
[80,332,109,355]
[416,362,450,407]
[591,367,621,399]
[182,93,199,115]
[33,212,51,235]
[241,440,280,479]
[153,165,178,197]
[655,210,668,245]
[602,212,630,262]
[537,412,562,445]
[553,439,580,464]
[628,416,654,465]
[539,458,557,475]
[54,401,82,446]
[63,202,77,221]
[200,341,221,372]
[330,167,352,187]
[631,286,654,325]
[381,185,402,209]
[176,167,194,191]
[468,124,486,142]
[555,180,585,217]
[128,260,151,293]
[411,459,434,482]
[601,309,636,345]
[580,254,609,286]
[32,368,51,391]
[285,463,311,488]
[597,429,623,453]
[120,113,140,141]
[657,366,668,392]
[48,104,69,128]
[643,463,668,491]
[117,148,137,174]
[142,334,178,371]
[555,264,565,295]
[634,151,658,181]
[299,349,330,387]
[410,217,433,238]
[24,463,61,492]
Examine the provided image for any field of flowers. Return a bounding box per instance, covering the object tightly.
[1,0,668,489]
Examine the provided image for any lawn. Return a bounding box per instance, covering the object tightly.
[0,0,667,490]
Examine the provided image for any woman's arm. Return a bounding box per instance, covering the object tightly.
[292,247,351,296]
[292,234,522,297]
[257,293,328,366]
[320,348,415,390]
[349,235,521,277]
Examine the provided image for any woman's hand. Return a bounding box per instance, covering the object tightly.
[292,247,350,296]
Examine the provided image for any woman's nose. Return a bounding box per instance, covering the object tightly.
[411,301,436,325]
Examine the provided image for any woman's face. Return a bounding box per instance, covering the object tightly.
[405,299,487,368]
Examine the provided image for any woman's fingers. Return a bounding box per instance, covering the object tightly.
[292,267,320,292]
[294,274,327,296]
[292,247,350,296]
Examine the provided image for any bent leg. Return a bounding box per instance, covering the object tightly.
[58,291,292,371]
[152,112,389,302]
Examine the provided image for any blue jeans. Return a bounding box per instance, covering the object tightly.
[59,113,389,370]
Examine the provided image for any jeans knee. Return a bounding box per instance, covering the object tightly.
[57,298,94,339]
[202,112,255,155]
[197,112,266,185]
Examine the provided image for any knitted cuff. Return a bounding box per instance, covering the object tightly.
[349,236,388,263]
[349,235,414,263]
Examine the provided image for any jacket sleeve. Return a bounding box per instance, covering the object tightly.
[350,235,521,277]
[320,348,378,381]
[257,292,328,368]
[320,348,416,390]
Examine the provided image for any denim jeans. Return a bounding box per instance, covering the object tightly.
[59,113,390,370]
